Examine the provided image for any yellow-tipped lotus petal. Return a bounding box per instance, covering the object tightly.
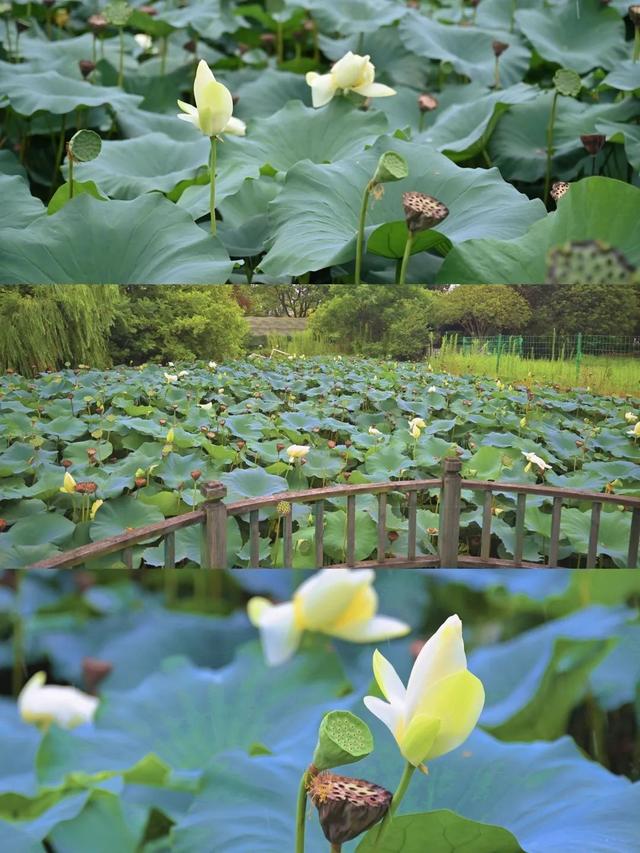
[18,671,98,730]
[60,472,77,494]
[398,714,441,767]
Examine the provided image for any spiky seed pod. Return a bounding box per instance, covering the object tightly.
[550,181,570,202]
[276,500,291,516]
[492,40,509,57]
[546,240,637,286]
[309,772,392,844]
[75,481,98,495]
[418,93,438,113]
[629,5,640,26]
[402,192,449,234]
[580,134,606,155]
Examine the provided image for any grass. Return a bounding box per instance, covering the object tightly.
[263,332,639,397]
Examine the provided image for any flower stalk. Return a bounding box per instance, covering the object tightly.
[295,767,312,853]
[544,90,559,206]
[373,761,416,849]
[354,180,373,285]
[210,136,217,235]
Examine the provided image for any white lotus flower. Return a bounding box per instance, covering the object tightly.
[199,402,213,411]
[364,615,484,767]
[177,60,246,137]
[306,51,396,108]
[247,569,410,666]
[627,422,640,438]
[178,370,189,377]
[625,412,638,424]
[427,386,437,393]
[164,372,177,383]
[369,426,383,436]
[134,33,152,51]
[209,361,217,368]
[522,451,552,473]
[286,444,310,461]
[18,672,98,730]
[409,417,426,430]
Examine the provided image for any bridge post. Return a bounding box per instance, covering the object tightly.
[439,458,462,567]
[201,481,228,569]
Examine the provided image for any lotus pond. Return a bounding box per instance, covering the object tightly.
[0,357,638,568]
[1,0,640,283]
[1,568,639,851]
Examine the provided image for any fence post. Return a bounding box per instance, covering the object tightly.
[201,481,228,569]
[551,327,556,362]
[496,333,503,373]
[439,458,462,567]
[576,332,583,384]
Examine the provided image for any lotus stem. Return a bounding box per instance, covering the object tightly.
[330,845,342,853]
[68,152,74,198]
[398,231,415,285]
[161,36,168,75]
[118,27,124,87]
[494,56,501,89]
[276,22,284,63]
[354,181,373,284]
[634,28,640,63]
[295,768,310,853]
[544,90,559,206]
[51,113,66,189]
[373,761,416,849]
[209,136,218,236]
[12,572,25,697]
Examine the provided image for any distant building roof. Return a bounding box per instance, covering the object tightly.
[246,316,308,334]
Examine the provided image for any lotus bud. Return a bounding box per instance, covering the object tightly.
[580,133,606,155]
[418,93,438,113]
[492,40,509,57]
[630,5,640,26]
[82,657,112,694]
[191,469,202,481]
[0,519,7,532]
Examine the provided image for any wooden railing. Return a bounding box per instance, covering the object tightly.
[27,459,640,570]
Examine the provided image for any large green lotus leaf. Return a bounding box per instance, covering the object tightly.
[114,104,207,142]
[603,60,640,92]
[234,69,311,120]
[590,623,640,710]
[488,92,640,182]
[306,0,405,35]
[322,508,378,563]
[515,2,626,72]
[48,790,145,853]
[357,812,521,852]
[0,174,45,230]
[142,517,244,567]
[437,177,640,283]
[0,149,26,177]
[173,727,640,853]
[260,137,545,279]
[418,83,538,161]
[0,790,90,853]
[68,133,210,200]
[220,467,289,502]
[217,177,283,260]
[178,100,388,221]
[469,605,630,739]
[36,646,348,786]
[2,512,75,548]
[0,194,233,284]
[596,120,640,172]
[153,0,243,36]
[0,64,143,116]
[32,607,252,689]
[0,703,43,796]
[89,496,165,541]
[398,11,531,87]
[560,506,633,568]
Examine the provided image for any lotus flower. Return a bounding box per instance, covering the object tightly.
[286,444,310,461]
[625,412,638,423]
[18,672,98,730]
[90,499,103,519]
[177,60,246,137]
[60,472,77,494]
[247,569,410,666]
[364,615,484,766]
[522,451,552,473]
[627,422,640,438]
[306,52,396,108]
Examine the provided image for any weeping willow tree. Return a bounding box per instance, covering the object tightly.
[0,286,120,376]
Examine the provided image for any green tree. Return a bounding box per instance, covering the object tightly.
[236,285,331,317]
[433,286,532,336]
[0,285,119,376]
[109,286,248,364]
[518,285,640,337]
[308,286,435,358]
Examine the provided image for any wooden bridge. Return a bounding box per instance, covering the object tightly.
[27,460,640,570]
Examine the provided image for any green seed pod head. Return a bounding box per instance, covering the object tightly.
[68,129,102,163]
[553,68,582,97]
[104,0,132,27]
[371,151,409,186]
[312,710,374,772]
[546,240,637,286]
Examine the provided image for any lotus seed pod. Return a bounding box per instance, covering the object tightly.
[88,13,108,33]
[418,93,438,112]
[104,0,132,27]
[553,68,582,97]
[75,481,98,495]
[492,40,509,57]
[276,500,291,516]
[402,191,449,234]
[546,240,637,285]
[371,151,409,186]
[629,5,640,26]
[309,771,392,844]
[68,129,102,163]
[312,710,374,772]
[550,181,571,202]
[580,133,606,155]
